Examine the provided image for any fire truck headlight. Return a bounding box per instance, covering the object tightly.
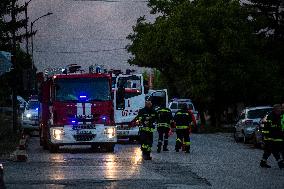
[104,127,116,138]
[52,128,64,140]
[25,113,32,118]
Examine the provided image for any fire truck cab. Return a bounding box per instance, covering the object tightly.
[39,65,117,153]
[112,71,145,141]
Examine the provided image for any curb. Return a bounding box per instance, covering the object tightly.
[9,132,29,162]
[0,163,5,189]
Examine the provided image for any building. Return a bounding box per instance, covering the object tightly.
[0,51,12,76]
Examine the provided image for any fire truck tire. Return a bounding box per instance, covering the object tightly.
[105,144,115,152]
[91,144,99,152]
[42,141,49,150]
[49,144,59,153]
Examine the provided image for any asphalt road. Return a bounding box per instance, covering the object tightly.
[2,132,284,189]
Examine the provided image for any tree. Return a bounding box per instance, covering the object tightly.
[245,0,284,102]
[0,0,33,132]
[127,0,280,126]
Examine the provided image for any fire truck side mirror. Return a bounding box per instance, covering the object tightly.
[116,86,125,109]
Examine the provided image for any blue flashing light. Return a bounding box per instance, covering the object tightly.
[36,108,39,111]
[79,95,87,99]
[71,119,77,124]
[102,116,106,120]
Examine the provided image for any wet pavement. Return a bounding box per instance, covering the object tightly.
[3,134,209,189]
[3,132,284,189]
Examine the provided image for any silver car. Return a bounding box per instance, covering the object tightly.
[168,99,200,129]
[21,100,39,132]
[234,106,272,143]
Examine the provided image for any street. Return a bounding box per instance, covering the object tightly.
[3,132,284,189]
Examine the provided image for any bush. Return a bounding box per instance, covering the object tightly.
[0,114,21,155]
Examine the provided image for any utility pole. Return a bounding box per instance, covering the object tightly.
[11,0,18,133]
[24,0,32,54]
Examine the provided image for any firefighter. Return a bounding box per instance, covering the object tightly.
[136,100,157,160]
[280,103,284,160]
[260,104,284,168]
[156,106,173,153]
[174,103,192,153]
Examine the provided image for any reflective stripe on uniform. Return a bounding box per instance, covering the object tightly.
[142,144,151,152]
[140,127,155,132]
[184,142,191,146]
[176,138,182,142]
[176,112,189,116]
[158,123,170,127]
[264,137,284,142]
[176,125,189,129]
[262,130,269,134]
[281,114,284,131]
[158,109,170,113]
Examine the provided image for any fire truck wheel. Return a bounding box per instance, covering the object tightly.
[91,144,99,152]
[42,141,49,150]
[105,144,115,152]
[49,144,59,153]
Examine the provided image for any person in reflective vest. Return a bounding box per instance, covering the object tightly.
[173,103,192,153]
[260,104,284,168]
[156,106,173,153]
[136,101,157,160]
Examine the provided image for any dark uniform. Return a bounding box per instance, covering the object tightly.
[137,105,157,160]
[280,112,284,159]
[174,107,192,153]
[260,107,284,168]
[156,107,173,152]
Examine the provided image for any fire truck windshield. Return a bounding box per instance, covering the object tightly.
[54,78,111,102]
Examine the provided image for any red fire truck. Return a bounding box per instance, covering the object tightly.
[39,65,117,153]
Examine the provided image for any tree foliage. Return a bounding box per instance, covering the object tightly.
[0,0,33,101]
[127,0,283,126]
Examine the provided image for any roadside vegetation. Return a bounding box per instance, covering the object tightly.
[0,113,21,157]
[127,0,284,128]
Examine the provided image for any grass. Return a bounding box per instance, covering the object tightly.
[0,114,21,157]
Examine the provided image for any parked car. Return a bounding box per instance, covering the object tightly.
[234,106,272,143]
[12,96,27,113]
[21,99,39,132]
[168,99,200,131]
[145,89,168,110]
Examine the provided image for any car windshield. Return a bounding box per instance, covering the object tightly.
[55,77,111,102]
[27,101,39,110]
[178,103,193,110]
[247,108,272,119]
[170,103,177,109]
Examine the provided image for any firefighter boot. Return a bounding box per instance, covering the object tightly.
[185,145,190,153]
[260,160,271,168]
[163,145,169,151]
[144,152,152,160]
[278,160,284,169]
[157,143,162,153]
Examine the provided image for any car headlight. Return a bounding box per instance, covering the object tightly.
[25,113,32,118]
[52,128,64,140]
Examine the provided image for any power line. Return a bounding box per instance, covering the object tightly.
[35,47,127,54]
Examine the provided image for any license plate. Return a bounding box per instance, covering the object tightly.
[76,130,93,135]
[117,131,129,135]
[117,126,129,130]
